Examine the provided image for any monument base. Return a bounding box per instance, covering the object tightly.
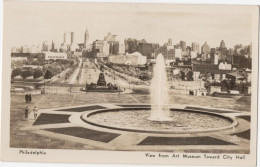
[82,86,123,93]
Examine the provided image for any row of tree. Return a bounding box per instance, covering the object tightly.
[12,59,78,80]
[204,80,251,94]
[11,67,44,79]
[105,63,152,81]
[11,59,30,69]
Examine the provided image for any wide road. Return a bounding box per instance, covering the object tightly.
[69,57,82,84]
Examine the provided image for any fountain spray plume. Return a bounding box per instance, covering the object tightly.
[149,54,172,121]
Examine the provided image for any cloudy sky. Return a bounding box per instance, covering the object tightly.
[4,1,254,49]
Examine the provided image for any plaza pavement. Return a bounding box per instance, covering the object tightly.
[10,91,251,151]
[27,103,250,153]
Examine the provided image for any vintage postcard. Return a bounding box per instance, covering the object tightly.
[1,1,259,166]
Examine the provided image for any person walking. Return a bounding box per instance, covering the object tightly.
[33,106,38,119]
[25,106,29,118]
[25,93,29,103]
[28,93,32,103]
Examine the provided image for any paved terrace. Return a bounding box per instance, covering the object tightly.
[10,92,251,151]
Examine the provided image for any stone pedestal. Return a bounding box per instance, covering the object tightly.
[97,73,106,86]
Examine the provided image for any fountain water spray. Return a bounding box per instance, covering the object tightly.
[149,54,172,121]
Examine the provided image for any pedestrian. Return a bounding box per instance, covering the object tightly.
[25,93,29,103]
[25,106,29,118]
[33,106,38,119]
[28,93,32,103]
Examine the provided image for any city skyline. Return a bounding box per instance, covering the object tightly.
[5,1,252,49]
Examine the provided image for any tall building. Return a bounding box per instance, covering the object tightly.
[167,49,175,60]
[186,46,191,55]
[109,41,119,55]
[104,32,117,42]
[168,38,173,46]
[103,32,125,55]
[180,41,186,51]
[69,32,78,52]
[174,44,180,49]
[51,41,61,52]
[125,38,138,53]
[174,48,182,59]
[192,42,200,53]
[201,42,210,54]
[42,41,50,52]
[84,28,89,48]
[210,54,219,65]
[62,32,77,52]
[190,51,197,59]
[93,40,109,58]
[60,44,67,53]
[220,40,225,48]
[118,41,125,55]
[160,46,168,58]
[71,32,74,44]
[138,42,153,58]
[210,48,216,54]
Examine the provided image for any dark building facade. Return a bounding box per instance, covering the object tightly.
[192,63,232,76]
[109,41,119,55]
[138,43,153,58]
[192,63,219,73]
[125,38,138,54]
[180,41,186,51]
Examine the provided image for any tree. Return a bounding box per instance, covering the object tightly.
[186,71,193,81]
[11,68,22,79]
[204,81,211,92]
[180,71,185,80]
[48,62,63,76]
[31,60,41,66]
[11,60,23,69]
[220,79,228,91]
[21,68,34,79]
[206,73,212,81]
[44,68,52,79]
[33,68,43,79]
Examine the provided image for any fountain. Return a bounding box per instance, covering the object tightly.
[149,54,172,121]
[81,55,237,134]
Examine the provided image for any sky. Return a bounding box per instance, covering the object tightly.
[4,1,253,49]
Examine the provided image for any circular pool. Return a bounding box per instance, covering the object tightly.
[81,108,237,134]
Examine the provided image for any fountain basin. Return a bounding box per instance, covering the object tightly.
[81,107,237,134]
